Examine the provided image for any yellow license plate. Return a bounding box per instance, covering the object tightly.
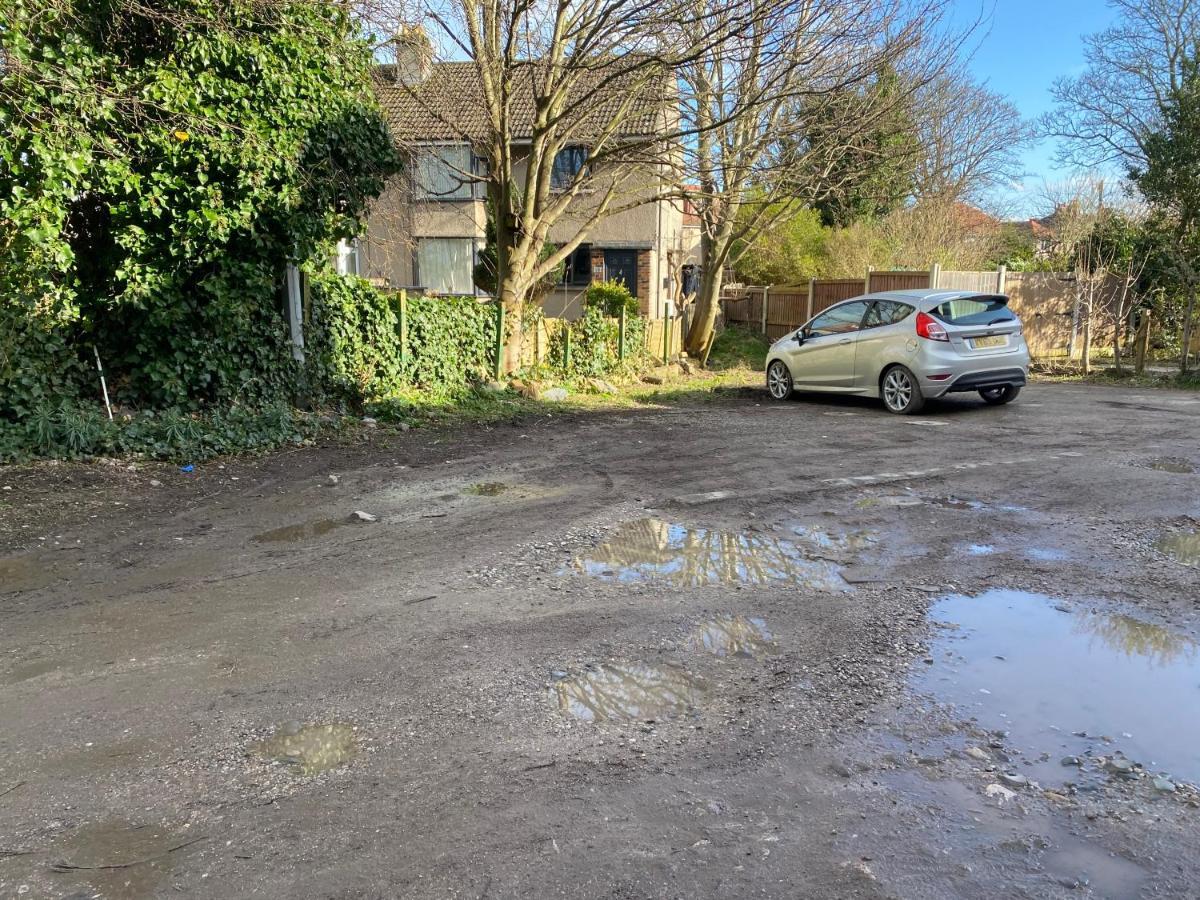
[973,335,1007,349]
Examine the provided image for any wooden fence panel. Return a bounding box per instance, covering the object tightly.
[812,279,866,316]
[766,288,808,331]
[938,270,1002,293]
[644,316,684,361]
[1005,272,1074,358]
[869,271,930,292]
[723,296,752,327]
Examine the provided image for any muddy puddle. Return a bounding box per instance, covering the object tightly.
[252,518,344,543]
[1026,547,1069,562]
[1154,529,1200,567]
[251,722,357,774]
[0,554,57,594]
[572,518,846,590]
[464,481,510,496]
[961,543,996,556]
[690,615,776,659]
[1147,457,1196,474]
[48,820,204,899]
[789,524,878,556]
[917,590,1200,786]
[555,663,706,722]
[879,770,1149,896]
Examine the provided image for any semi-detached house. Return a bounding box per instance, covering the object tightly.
[352,38,692,320]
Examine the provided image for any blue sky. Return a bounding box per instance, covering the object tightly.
[948,0,1120,217]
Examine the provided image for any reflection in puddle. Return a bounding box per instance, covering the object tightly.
[1147,457,1196,474]
[573,519,846,590]
[253,518,343,543]
[251,722,357,774]
[930,496,987,511]
[1155,530,1200,567]
[1027,547,1068,562]
[556,663,706,722]
[917,590,1200,784]
[790,524,878,555]
[962,543,995,556]
[465,482,509,496]
[49,820,203,899]
[690,616,776,659]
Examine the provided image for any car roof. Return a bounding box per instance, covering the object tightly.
[867,289,1007,305]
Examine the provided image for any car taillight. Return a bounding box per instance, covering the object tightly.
[916,311,949,342]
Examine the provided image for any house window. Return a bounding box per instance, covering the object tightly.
[416,238,475,294]
[560,244,593,286]
[415,145,474,200]
[335,238,361,277]
[551,146,588,191]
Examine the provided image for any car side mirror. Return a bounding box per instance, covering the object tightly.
[795,329,807,345]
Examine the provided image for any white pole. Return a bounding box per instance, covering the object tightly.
[93,346,114,421]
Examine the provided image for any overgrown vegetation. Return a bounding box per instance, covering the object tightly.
[1,0,399,454]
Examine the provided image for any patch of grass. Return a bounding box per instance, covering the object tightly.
[1031,363,1200,391]
[706,326,771,372]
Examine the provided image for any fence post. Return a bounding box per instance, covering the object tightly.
[997,264,1007,294]
[806,278,815,320]
[493,301,505,380]
[928,263,940,290]
[563,323,572,373]
[662,314,671,363]
[760,287,770,334]
[865,265,874,293]
[398,289,409,366]
[618,306,627,361]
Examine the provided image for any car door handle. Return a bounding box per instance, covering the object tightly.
[838,338,852,345]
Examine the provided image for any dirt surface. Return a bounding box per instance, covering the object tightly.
[1,382,1199,899]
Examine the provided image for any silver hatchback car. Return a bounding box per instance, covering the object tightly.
[764,289,1031,414]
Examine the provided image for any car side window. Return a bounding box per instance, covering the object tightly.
[870,300,915,325]
[807,301,870,337]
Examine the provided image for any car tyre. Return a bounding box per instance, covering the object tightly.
[979,385,1020,405]
[766,360,793,401]
[881,365,926,415]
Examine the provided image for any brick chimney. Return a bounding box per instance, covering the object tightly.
[394,24,433,86]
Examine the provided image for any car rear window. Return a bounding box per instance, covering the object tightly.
[931,296,1015,326]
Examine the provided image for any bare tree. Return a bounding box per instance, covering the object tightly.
[369,0,746,369]
[1043,0,1200,170]
[677,0,953,360]
[911,66,1033,203]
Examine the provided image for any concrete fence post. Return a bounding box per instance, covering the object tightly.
[865,266,874,293]
[618,306,627,361]
[997,264,1007,294]
[493,301,505,380]
[929,263,941,290]
[398,289,409,366]
[760,287,770,335]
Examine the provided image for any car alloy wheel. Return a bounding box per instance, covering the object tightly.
[882,366,924,414]
[767,360,793,400]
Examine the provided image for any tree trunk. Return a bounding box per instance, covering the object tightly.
[686,265,724,358]
[1081,316,1091,375]
[498,279,524,375]
[1113,313,1122,372]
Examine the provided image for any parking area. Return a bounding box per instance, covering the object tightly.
[1,381,1199,899]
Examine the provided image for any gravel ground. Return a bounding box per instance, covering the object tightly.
[1,381,1199,899]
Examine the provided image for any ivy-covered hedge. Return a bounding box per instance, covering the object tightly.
[305,274,498,404]
[0,0,400,418]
